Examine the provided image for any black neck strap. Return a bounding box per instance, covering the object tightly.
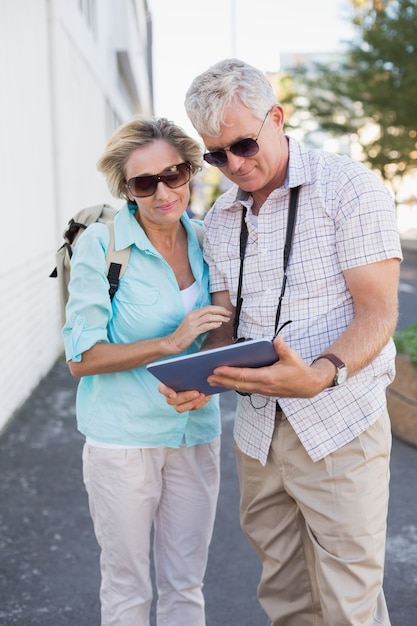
[232,185,301,342]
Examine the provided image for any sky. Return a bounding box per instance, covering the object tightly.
[148,0,354,139]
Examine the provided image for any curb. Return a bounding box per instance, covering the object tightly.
[388,355,417,449]
[395,234,417,447]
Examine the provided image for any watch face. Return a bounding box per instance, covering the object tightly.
[336,366,348,385]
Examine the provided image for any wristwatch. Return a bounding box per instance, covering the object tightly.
[312,354,348,387]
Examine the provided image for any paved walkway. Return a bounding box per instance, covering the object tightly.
[1,358,417,625]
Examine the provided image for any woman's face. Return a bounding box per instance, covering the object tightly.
[124,139,191,228]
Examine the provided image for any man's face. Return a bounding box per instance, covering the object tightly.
[201,101,287,196]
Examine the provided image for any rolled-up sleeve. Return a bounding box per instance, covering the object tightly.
[62,224,112,362]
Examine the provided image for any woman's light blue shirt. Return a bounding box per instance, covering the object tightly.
[62,205,220,447]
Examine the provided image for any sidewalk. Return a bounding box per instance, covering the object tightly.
[0,360,267,626]
[1,358,417,625]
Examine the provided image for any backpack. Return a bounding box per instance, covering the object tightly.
[50,203,203,326]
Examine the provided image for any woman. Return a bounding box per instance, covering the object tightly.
[62,116,231,626]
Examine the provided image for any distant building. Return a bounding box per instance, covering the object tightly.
[0,0,153,432]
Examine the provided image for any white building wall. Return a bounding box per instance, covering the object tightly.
[0,0,153,432]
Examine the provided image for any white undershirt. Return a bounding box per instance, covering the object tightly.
[86,281,199,449]
[180,280,199,313]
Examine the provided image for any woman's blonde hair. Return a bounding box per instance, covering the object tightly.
[97,115,203,199]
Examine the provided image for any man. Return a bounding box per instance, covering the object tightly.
[160,58,402,625]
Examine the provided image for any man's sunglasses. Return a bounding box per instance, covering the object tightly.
[126,162,191,198]
[203,109,271,168]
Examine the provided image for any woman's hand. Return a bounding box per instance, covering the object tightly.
[166,305,232,354]
[158,383,212,413]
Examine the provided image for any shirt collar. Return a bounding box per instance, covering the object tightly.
[232,136,312,206]
[112,203,142,250]
[112,203,198,252]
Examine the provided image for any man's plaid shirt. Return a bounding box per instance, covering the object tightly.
[204,137,403,464]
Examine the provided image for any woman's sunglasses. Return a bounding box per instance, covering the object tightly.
[126,162,191,198]
[203,109,271,168]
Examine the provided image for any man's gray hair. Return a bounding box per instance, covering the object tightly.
[184,58,278,137]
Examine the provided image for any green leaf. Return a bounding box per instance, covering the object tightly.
[394,324,417,367]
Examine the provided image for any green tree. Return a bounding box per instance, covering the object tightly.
[286,0,417,193]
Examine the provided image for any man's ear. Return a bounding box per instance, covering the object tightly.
[270,104,285,129]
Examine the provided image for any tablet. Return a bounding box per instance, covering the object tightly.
[147,338,278,395]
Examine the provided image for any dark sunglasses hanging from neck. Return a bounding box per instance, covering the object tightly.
[232,185,301,344]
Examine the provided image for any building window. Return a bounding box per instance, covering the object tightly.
[105,100,122,140]
[78,0,97,35]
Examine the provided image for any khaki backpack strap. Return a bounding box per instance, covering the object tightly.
[106,221,131,300]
